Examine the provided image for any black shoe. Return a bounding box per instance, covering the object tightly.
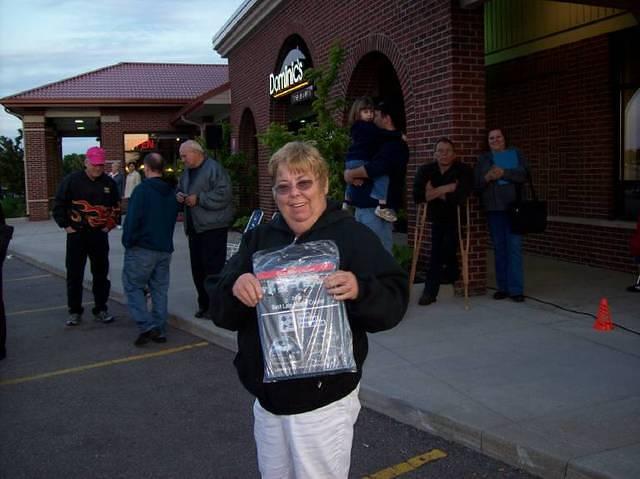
[510,294,525,302]
[493,291,508,300]
[418,292,436,306]
[134,329,160,346]
[626,285,640,293]
[195,309,211,319]
[151,336,167,343]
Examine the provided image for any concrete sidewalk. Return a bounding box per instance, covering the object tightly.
[6,218,640,479]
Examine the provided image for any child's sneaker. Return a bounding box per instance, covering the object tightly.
[375,206,397,222]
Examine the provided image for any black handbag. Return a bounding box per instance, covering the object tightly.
[507,170,547,235]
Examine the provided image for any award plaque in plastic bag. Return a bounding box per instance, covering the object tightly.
[252,240,357,382]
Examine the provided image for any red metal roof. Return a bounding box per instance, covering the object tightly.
[1,62,228,103]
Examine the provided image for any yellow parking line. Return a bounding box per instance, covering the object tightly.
[7,302,92,316]
[0,341,209,386]
[5,274,52,282]
[363,449,448,479]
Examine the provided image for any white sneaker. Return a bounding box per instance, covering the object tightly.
[375,206,398,222]
[66,313,82,326]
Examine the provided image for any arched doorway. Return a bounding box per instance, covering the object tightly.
[238,108,259,211]
[345,51,406,132]
[345,51,407,233]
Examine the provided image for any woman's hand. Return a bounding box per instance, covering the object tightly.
[484,166,504,182]
[324,270,359,301]
[232,273,263,307]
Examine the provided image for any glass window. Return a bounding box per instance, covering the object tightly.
[624,89,640,179]
[123,133,188,174]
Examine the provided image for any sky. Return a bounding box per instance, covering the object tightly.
[0,0,244,154]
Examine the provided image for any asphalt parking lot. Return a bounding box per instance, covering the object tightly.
[0,256,535,478]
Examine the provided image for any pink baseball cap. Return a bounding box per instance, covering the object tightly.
[86,147,106,165]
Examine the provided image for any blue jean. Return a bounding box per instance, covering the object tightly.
[355,207,393,253]
[487,211,523,295]
[122,247,172,335]
[345,160,389,202]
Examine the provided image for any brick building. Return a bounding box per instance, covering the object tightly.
[213,0,639,291]
[0,62,230,221]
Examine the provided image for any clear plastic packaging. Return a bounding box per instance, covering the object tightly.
[252,240,357,382]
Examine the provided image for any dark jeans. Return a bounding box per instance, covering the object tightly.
[0,223,14,357]
[423,221,459,299]
[188,227,227,311]
[487,211,523,295]
[66,230,111,315]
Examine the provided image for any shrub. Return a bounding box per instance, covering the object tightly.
[1,196,26,218]
[392,243,413,272]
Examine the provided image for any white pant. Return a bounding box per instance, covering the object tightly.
[253,386,361,479]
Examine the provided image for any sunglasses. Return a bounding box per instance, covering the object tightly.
[272,179,314,196]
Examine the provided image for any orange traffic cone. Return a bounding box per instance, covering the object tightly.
[593,298,614,331]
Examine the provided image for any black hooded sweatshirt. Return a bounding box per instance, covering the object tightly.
[210,201,409,415]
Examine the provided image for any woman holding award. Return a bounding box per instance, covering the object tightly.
[474,128,529,302]
[210,141,408,479]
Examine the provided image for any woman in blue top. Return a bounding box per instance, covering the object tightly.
[474,128,528,302]
[343,97,397,222]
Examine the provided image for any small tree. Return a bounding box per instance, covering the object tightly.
[0,130,25,195]
[62,153,86,176]
[258,42,350,200]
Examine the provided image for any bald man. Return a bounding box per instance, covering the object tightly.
[177,140,234,318]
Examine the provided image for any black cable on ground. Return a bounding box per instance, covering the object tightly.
[486,286,640,337]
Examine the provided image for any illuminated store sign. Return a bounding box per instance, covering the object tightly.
[269,47,310,99]
[290,86,314,104]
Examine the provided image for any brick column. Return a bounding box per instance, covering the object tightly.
[23,115,49,220]
[408,2,487,295]
[100,114,123,164]
[450,2,487,295]
[259,100,289,216]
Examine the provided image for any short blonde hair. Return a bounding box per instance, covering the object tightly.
[268,141,328,187]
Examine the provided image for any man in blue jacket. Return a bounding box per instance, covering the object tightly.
[122,152,179,345]
[344,98,409,252]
